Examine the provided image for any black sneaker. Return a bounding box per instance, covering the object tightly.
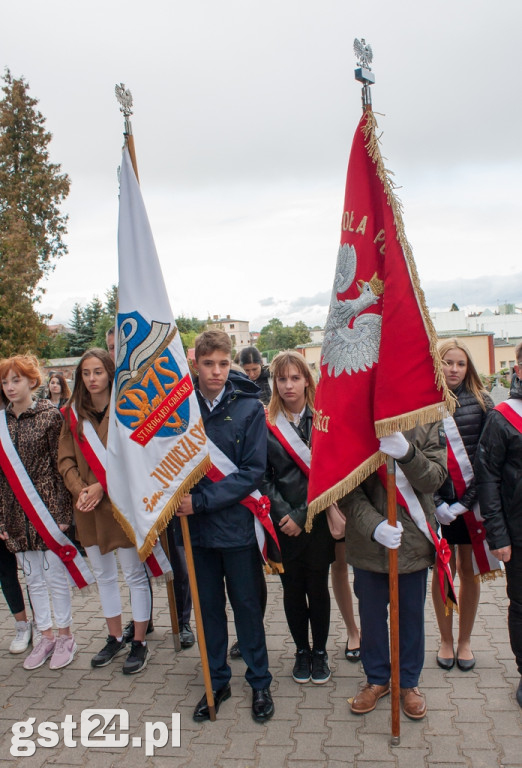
[122,640,149,675]
[311,650,331,684]
[122,619,155,644]
[179,623,195,648]
[91,635,127,668]
[292,649,311,683]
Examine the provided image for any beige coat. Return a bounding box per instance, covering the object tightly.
[58,410,133,554]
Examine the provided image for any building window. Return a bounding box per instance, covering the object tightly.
[229,324,235,329]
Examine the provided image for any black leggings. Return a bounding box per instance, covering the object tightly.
[280,558,330,652]
[0,538,25,615]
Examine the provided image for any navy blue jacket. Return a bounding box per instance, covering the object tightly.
[188,371,267,549]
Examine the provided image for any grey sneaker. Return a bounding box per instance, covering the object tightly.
[91,635,127,668]
[122,641,149,675]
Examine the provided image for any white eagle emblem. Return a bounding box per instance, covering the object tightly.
[321,244,384,377]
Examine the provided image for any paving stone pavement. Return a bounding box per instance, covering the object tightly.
[0,568,520,767]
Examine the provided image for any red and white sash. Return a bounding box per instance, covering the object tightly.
[0,411,94,590]
[66,407,172,581]
[495,399,522,432]
[266,412,311,478]
[206,438,283,574]
[266,411,343,538]
[377,464,456,606]
[444,415,501,578]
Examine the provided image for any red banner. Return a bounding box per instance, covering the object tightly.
[308,110,451,517]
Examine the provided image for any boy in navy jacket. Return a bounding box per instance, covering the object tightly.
[176,330,273,723]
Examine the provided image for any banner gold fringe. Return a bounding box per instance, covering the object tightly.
[306,451,385,529]
[444,597,458,617]
[375,403,450,438]
[265,560,285,575]
[362,110,455,419]
[111,453,212,562]
[477,568,503,584]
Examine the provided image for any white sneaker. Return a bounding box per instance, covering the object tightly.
[32,623,42,647]
[9,621,32,654]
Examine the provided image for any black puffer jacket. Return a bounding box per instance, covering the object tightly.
[262,406,334,565]
[475,375,522,549]
[435,384,493,509]
[255,367,272,406]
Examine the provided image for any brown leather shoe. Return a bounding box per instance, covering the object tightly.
[350,682,390,714]
[400,687,427,719]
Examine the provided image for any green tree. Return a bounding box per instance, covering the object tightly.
[0,70,70,355]
[450,303,459,312]
[67,303,90,356]
[257,318,311,353]
[292,321,312,346]
[104,285,118,319]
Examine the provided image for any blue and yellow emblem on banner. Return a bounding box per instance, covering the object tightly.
[114,312,193,445]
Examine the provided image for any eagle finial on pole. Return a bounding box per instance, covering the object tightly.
[353,38,375,111]
[114,83,139,181]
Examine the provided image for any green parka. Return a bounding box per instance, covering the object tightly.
[338,421,447,574]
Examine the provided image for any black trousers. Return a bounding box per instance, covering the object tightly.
[279,557,330,652]
[0,538,25,615]
[505,545,522,675]
[193,545,272,691]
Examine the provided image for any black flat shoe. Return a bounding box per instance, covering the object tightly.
[193,683,231,722]
[436,655,455,670]
[252,687,274,723]
[345,642,361,662]
[456,654,475,671]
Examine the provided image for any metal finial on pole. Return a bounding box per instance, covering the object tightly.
[115,83,139,182]
[115,83,134,135]
[353,38,375,111]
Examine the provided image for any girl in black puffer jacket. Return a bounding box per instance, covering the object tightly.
[432,339,494,672]
[263,351,335,686]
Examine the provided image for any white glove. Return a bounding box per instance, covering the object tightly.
[435,502,457,526]
[379,432,409,460]
[449,502,467,517]
[373,520,403,549]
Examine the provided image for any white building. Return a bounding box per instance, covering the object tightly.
[208,315,252,350]
[431,308,522,340]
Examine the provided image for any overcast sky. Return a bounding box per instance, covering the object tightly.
[3,0,521,331]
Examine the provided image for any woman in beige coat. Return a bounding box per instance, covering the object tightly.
[59,348,151,675]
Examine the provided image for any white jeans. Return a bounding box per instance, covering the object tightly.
[85,545,151,622]
[16,550,72,631]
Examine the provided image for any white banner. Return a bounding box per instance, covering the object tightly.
[107,147,210,560]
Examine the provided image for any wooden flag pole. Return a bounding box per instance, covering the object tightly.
[114,82,215,718]
[159,530,182,653]
[354,42,400,745]
[387,456,401,745]
[180,516,216,721]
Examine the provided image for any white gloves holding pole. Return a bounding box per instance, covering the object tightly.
[373,520,403,549]
[379,432,409,461]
